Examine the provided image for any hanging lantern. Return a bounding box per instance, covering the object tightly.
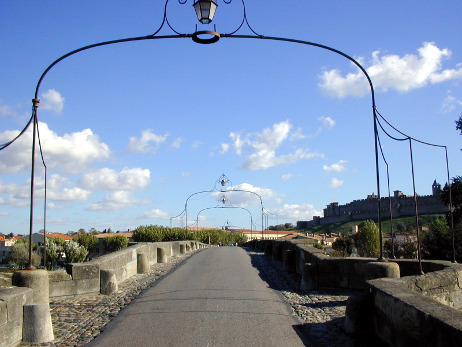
[193,0,218,24]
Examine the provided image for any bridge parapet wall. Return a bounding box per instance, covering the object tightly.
[248,239,462,346]
[49,241,204,298]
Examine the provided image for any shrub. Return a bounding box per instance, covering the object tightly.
[8,240,41,268]
[73,234,98,254]
[354,220,380,257]
[103,235,129,253]
[63,240,88,265]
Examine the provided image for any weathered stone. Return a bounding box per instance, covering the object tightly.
[365,261,400,281]
[100,269,118,295]
[12,269,49,303]
[344,293,374,335]
[22,302,54,343]
[137,253,150,274]
[157,248,167,264]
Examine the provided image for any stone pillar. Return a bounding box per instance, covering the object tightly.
[344,293,374,335]
[100,269,118,295]
[180,244,186,254]
[283,250,296,272]
[190,242,196,250]
[272,243,283,262]
[301,263,317,291]
[157,248,167,263]
[365,262,400,280]
[22,303,54,343]
[137,253,150,274]
[12,269,49,303]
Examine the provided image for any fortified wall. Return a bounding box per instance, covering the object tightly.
[298,180,448,228]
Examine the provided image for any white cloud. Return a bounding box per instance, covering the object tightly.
[127,129,168,153]
[171,137,183,149]
[87,191,135,211]
[271,203,322,220]
[80,167,150,191]
[192,141,202,149]
[41,89,64,114]
[220,143,230,154]
[323,160,347,172]
[329,178,344,189]
[48,187,91,201]
[0,122,110,174]
[281,174,293,181]
[224,121,322,171]
[140,208,170,219]
[319,42,462,98]
[442,91,462,113]
[319,116,335,129]
[182,172,191,178]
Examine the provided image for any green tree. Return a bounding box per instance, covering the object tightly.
[7,240,41,268]
[103,235,129,253]
[63,240,88,265]
[441,176,462,226]
[73,234,98,254]
[354,220,380,257]
[332,237,354,257]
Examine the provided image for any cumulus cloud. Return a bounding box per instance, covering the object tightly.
[271,203,322,220]
[80,167,150,191]
[87,191,136,211]
[323,160,347,172]
[41,89,64,114]
[223,121,323,171]
[281,174,293,181]
[0,122,110,174]
[140,208,170,219]
[127,129,168,153]
[329,178,344,189]
[319,42,462,98]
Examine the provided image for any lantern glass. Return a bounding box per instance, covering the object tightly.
[193,0,218,24]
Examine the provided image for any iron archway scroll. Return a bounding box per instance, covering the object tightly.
[25,0,385,269]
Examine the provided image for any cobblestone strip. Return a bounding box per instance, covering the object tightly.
[20,250,200,347]
[247,250,357,347]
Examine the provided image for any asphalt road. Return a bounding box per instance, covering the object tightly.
[86,247,307,347]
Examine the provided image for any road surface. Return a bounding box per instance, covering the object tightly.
[87,247,307,346]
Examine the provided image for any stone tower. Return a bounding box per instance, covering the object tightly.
[432,179,442,196]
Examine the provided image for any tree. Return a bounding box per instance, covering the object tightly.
[441,176,462,226]
[73,234,98,254]
[354,220,380,257]
[332,237,355,257]
[63,240,88,265]
[7,240,41,268]
[103,235,129,253]
[78,228,86,234]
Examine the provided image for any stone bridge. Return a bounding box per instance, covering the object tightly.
[1,239,462,346]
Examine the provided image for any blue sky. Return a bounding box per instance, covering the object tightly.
[1,0,461,234]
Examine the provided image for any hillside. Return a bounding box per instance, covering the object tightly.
[301,214,445,236]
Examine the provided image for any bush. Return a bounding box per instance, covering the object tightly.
[43,239,63,270]
[8,240,41,268]
[332,237,354,257]
[103,235,129,253]
[73,234,98,254]
[63,240,88,265]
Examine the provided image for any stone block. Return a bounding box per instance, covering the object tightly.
[12,269,49,303]
[365,262,400,281]
[301,263,317,291]
[137,253,150,274]
[22,303,54,343]
[180,244,186,254]
[282,250,296,272]
[100,269,118,295]
[157,248,167,264]
[69,264,99,280]
[344,293,374,335]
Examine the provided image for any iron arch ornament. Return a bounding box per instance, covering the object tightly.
[0,0,453,269]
